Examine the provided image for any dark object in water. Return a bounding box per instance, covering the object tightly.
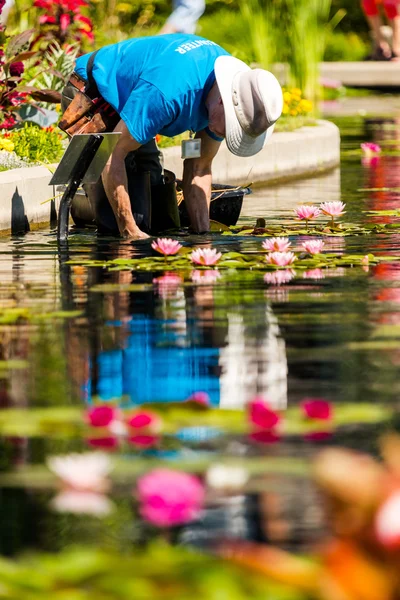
[178,182,251,228]
[70,180,251,232]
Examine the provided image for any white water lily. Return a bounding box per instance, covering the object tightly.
[47,452,112,493]
[206,464,249,492]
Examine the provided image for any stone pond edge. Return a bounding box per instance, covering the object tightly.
[0,119,339,234]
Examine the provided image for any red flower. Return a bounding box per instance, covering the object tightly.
[249,430,281,444]
[301,398,333,421]
[39,15,57,24]
[60,13,71,32]
[86,405,118,428]
[87,436,119,450]
[248,396,281,430]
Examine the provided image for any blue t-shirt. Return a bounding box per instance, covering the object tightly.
[75,34,229,145]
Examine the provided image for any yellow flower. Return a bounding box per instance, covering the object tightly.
[0,138,14,152]
[300,99,313,113]
[283,91,292,103]
[282,104,289,115]
[290,109,298,116]
[291,87,302,96]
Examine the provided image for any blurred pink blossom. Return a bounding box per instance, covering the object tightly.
[264,270,295,286]
[303,431,333,442]
[191,248,222,266]
[266,251,296,267]
[191,269,221,285]
[151,238,182,256]
[375,490,400,549]
[127,411,161,434]
[301,398,333,421]
[248,396,281,430]
[294,205,321,221]
[302,240,325,255]
[137,468,205,527]
[361,142,381,157]
[262,237,291,252]
[86,405,118,428]
[185,391,211,407]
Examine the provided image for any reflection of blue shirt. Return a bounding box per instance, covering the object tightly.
[75,34,229,145]
[94,315,221,406]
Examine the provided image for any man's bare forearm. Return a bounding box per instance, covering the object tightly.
[102,160,142,238]
[182,158,212,233]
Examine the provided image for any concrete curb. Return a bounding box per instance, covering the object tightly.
[0,119,339,233]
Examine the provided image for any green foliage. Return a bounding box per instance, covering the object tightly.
[324,30,369,61]
[10,123,64,163]
[23,41,79,92]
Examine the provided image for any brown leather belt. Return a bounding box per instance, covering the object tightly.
[69,72,87,92]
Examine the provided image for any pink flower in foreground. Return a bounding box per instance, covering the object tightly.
[191,269,221,285]
[137,468,205,527]
[127,411,161,434]
[86,405,118,428]
[186,391,211,407]
[87,436,119,450]
[191,247,222,266]
[248,396,281,430]
[294,205,321,221]
[264,270,295,286]
[129,434,159,448]
[375,490,400,549]
[262,237,291,252]
[153,273,182,298]
[361,142,381,157]
[301,398,333,421]
[302,240,325,255]
[320,201,346,218]
[266,251,296,267]
[151,238,182,256]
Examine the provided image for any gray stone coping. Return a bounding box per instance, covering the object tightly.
[0,119,339,234]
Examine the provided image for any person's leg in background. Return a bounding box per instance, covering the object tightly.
[362,0,393,59]
[383,0,400,58]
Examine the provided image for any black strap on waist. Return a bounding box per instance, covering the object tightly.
[85,50,100,98]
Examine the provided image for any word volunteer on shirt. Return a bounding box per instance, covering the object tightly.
[175,39,218,54]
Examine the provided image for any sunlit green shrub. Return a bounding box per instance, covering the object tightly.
[9,123,64,163]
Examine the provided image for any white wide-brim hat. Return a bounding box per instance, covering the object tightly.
[215,55,283,157]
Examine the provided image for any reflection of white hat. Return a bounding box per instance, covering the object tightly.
[215,55,283,157]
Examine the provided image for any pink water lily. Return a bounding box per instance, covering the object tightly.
[151,238,182,256]
[191,247,222,266]
[191,269,221,285]
[249,430,281,444]
[320,201,346,227]
[361,142,381,157]
[302,240,325,255]
[262,237,291,252]
[248,396,281,430]
[87,436,119,450]
[129,434,159,448]
[266,251,296,267]
[294,205,321,223]
[264,269,295,286]
[137,468,205,527]
[301,398,333,421]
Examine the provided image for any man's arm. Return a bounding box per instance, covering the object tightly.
[101,119,149,240]
[182,130,221,233]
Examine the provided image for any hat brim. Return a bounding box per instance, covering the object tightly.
[215,55,275,158]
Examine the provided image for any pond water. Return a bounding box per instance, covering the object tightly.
[0,106,400,560]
